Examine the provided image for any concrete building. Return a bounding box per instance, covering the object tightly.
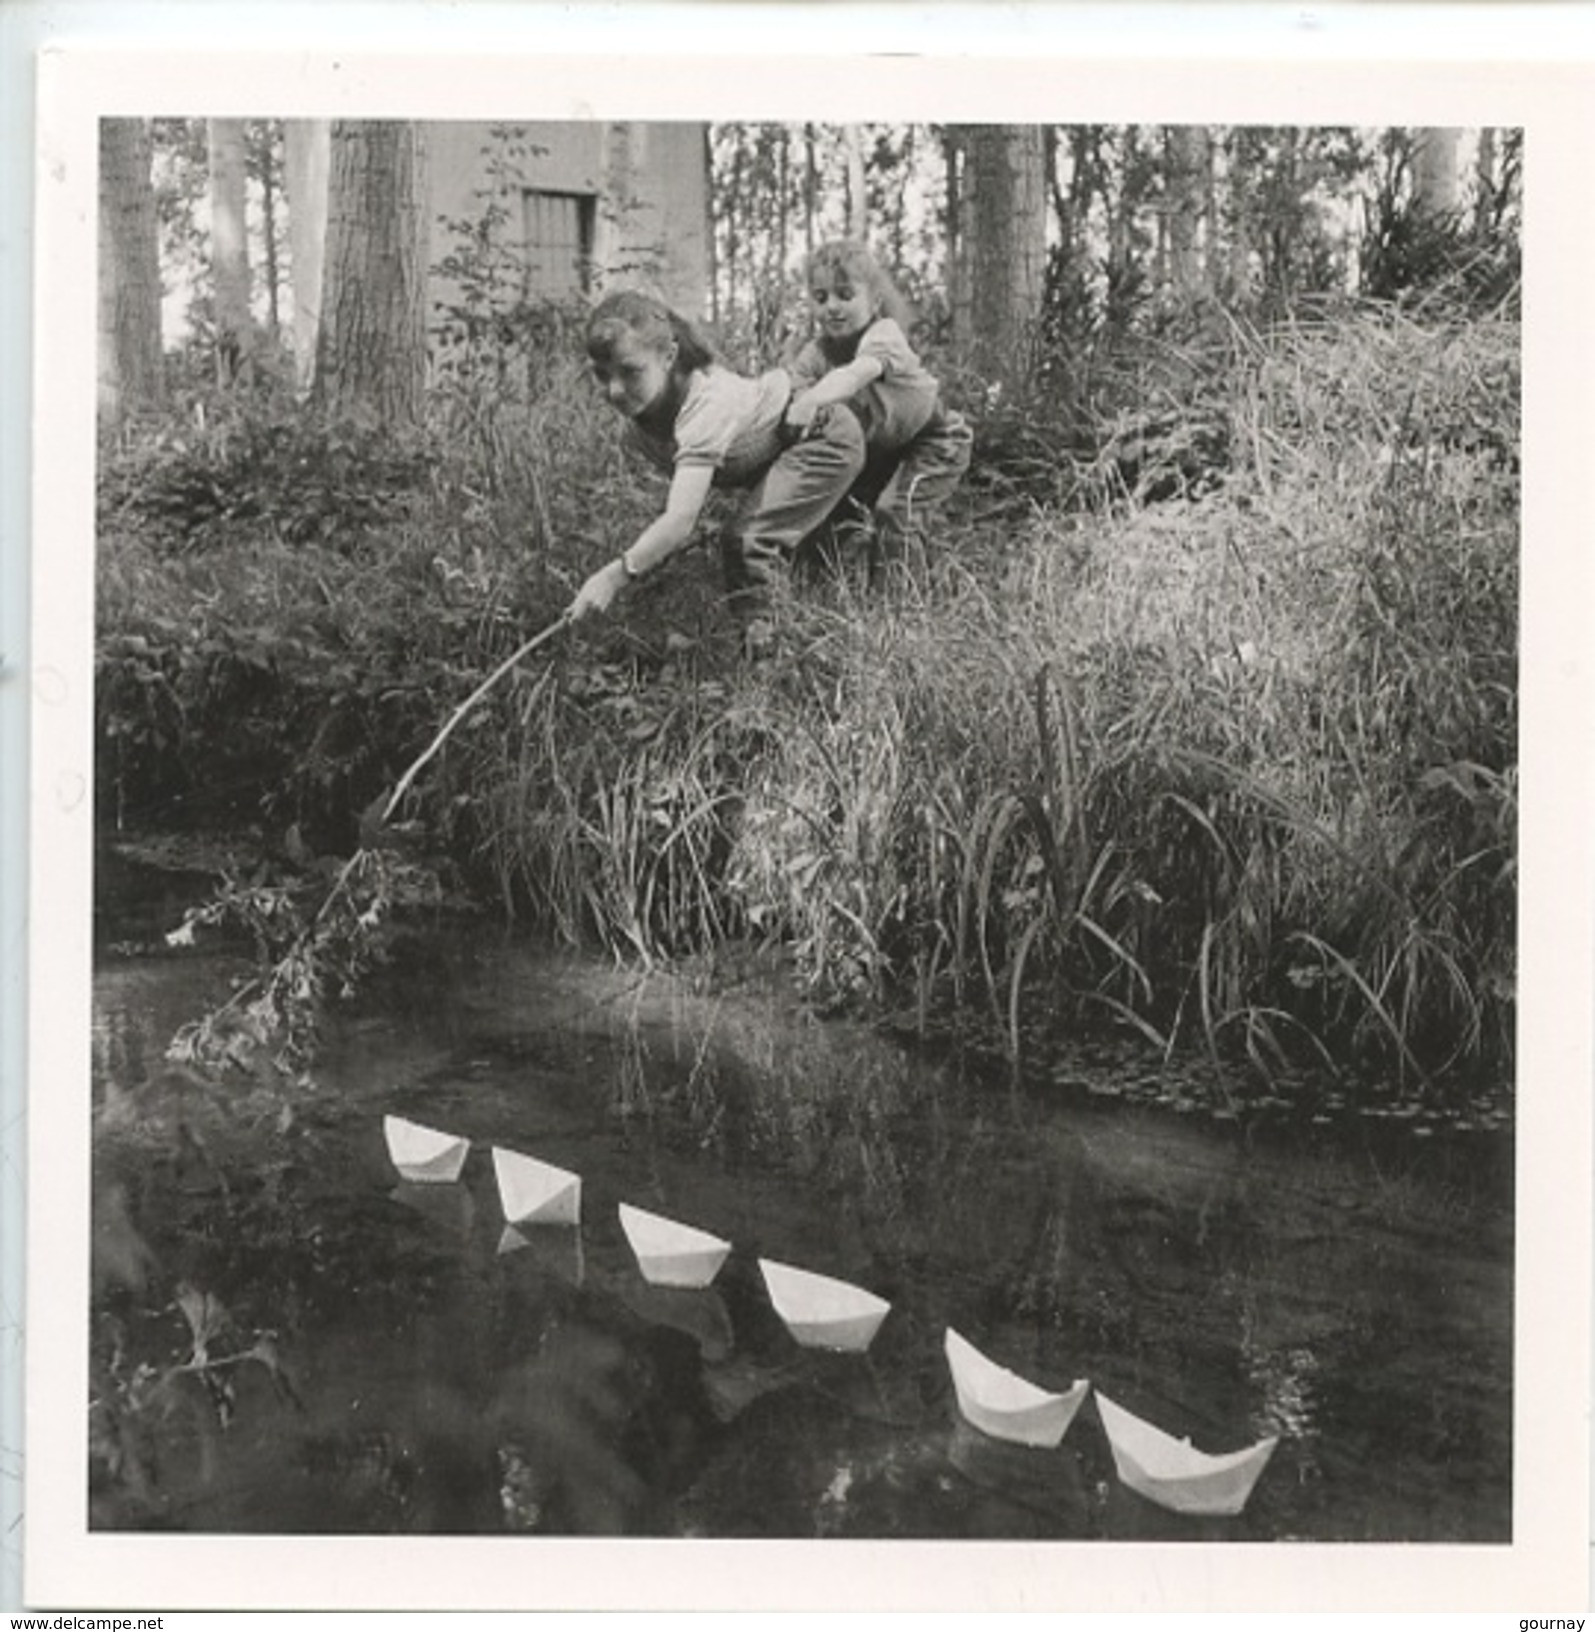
[427,121,712,323]
[280,119,710,390]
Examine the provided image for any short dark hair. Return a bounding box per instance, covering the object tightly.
[585,289,717,373]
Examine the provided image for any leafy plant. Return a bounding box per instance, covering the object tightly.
[165,848,442,1075]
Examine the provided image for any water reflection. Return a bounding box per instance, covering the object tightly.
[89,916,1512,1542]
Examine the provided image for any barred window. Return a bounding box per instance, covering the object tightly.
[520,190,595,298]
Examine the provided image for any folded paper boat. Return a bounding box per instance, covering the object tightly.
[383,1115,470,1183]
[758,1258,890,1352]
[619,1202,731,1288]
[944,1327,1090,1448]
[1094,1391,1278,1516]
[491,1146,581,1226]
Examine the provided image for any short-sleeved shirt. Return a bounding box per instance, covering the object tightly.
[626,364,792,489]
[790,317,939,454]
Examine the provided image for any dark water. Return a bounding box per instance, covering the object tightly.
[90,858,1513,1542]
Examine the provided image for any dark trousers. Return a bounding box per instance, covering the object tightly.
[867,405,973,550]
[719,404,866,616]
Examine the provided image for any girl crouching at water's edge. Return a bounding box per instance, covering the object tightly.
[569,288,865,656]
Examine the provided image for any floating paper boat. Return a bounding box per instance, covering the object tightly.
[944,1327,1090,1448]
[383,1115,470,1183]
[618,1202,732,1288]
[1095,1391,1278,1516]
[491,1146,581,1226]
[758,1258,890,1353]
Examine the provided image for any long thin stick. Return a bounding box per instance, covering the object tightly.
[380,609,573,823]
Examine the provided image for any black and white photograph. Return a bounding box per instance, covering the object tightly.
[17,27,1593,1616]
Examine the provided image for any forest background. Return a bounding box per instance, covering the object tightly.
[94,119,1521,1123]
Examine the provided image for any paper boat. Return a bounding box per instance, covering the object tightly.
[383,1115,469,1183]
[618,1202,731,1288]
[1095,1391,1278,1516]
[491,1146,581,1226]
[758,1258,890,1352]
[944,1327,1090,1448]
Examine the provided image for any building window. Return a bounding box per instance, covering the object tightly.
[520,190,596,298]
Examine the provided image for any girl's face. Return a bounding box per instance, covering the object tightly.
[809,270,875,344]
[591,329,676,419]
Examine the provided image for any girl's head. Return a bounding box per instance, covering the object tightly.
[806,240,912,353]
[585,290,716,420]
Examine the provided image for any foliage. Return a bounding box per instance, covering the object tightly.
[99,145,1517,1101]
[100,391,438,554]
[149,117,290,352]
[164,847,443,1074]
[460,299,1515,1095]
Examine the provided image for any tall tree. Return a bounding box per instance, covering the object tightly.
[958,125,1048,385]
[943,126,969,341]
[803,124,818,263]
[1223,126,1257,307]
[313,120,428,426]
[1412,128,1461,217]
[843,126,868,240]
[285,120,331,394]
[207,118,253,381]
[704,125,721,327]
[1164,125,1208,304]
[250,120,283,340]
[98,118,164,426]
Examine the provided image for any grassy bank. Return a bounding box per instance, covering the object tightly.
[98,301,1518,1098]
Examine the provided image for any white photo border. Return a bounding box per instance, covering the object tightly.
[22,20,1595,1613]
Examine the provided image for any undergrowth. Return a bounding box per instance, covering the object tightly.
[98,299,1518,1099]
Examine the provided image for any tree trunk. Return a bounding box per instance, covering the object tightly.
[803,124,817,263]
[1413,127,1461,217]
[98,117,164,427]
[208,118,253,382]
[313,120,428,427]
[776,126,790,290]
[1106,128,1134,335]
[704,126,720,327]
[1225,128,1254,306]
[958,125,1047,386]
[726,129,744,327]
[285,120,331,395]
[1472,126,1496,240]
[1165,125,1206,304]
[843,125,867,240]
[257,123,282,341]
[1201,127,1219,290]
[942,126,969,341]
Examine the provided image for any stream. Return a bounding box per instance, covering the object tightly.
[89,847,1513,1542]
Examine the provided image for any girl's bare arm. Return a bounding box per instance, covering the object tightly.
[789,355,885,422]
[568,463,716,620]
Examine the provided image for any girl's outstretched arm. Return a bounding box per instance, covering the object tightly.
[568,463,716,621]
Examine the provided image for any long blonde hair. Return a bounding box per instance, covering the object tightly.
[807,240,913,332]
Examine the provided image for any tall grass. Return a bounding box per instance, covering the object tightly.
[98,300,1517,1097]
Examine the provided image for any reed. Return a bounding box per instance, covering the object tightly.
[100,301,1516,1099]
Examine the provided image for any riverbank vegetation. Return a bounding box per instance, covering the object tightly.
[95,121,1520,1107]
